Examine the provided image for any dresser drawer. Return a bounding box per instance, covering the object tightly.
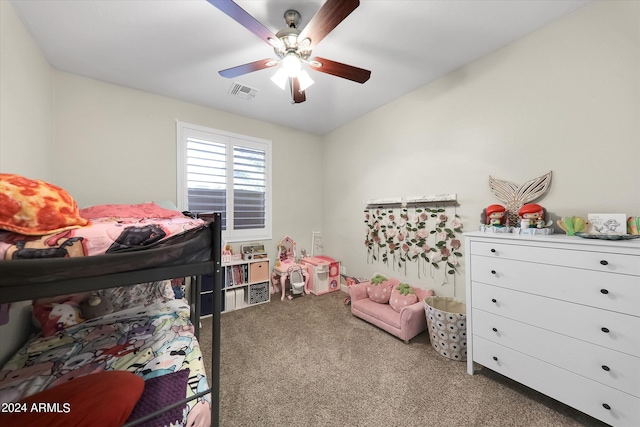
[470,241,640,276]
[473,336,640,427]
[472,309,640,397]
[472,282,640,356]
[470,255,640,316]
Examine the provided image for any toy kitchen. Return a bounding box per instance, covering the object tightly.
[299,255,341,295]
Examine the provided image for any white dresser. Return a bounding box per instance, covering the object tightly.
[465,231,640,427]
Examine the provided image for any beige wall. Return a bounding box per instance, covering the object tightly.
[53,71,324,254]
[321,0,640,299]
[0,0,54,179]
[0,0,55,365]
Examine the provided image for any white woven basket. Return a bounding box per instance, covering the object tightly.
[424,296,467,361]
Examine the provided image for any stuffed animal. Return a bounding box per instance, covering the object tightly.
[32,302,85,337]
[80,293,114,319]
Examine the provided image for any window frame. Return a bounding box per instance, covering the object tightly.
[176,120,272,242]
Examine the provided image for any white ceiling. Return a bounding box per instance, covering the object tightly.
[10,0,592,135]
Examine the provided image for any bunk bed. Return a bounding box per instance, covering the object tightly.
[0,178,222,427]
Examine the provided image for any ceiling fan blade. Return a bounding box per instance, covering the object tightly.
[291,77,306,104]
[207,0,279,47]
[219,59,278,78]
[298,0,360,50]
[309,57,371,83]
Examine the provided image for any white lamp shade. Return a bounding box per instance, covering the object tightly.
[298,70,314,91]
[270,68,288,90]
[282,53,302,77]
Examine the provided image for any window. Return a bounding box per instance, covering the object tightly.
[177,121,272,242]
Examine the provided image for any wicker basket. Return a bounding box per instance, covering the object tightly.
[424,296,467,361]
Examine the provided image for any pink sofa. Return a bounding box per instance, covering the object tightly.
[349,281,435,343]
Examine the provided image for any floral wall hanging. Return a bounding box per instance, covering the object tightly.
[364,201,463,287]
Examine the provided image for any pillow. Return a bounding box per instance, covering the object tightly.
[80,202,185,219]
[99,280,174,312]
[389,283,419,312]
[366,276,398,304]
[126,369,190,427]
[32,301,85,337]
[0,371,144,427]
[0,173,89,235]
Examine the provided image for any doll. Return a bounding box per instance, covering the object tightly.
[518,203,544,229]
[485,204,506,227]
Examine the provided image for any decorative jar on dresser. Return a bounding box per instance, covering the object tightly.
[464,231,640,427]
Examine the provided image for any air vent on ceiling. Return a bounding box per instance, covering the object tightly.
[228,82,259,101]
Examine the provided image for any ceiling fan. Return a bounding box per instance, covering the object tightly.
[207,0,371,104]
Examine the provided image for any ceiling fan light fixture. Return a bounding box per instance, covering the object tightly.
[282,52,302,77]
[299,37,311,50]
[210,0,370,104]
[270,68,288,90]
[267,37,284,51]
[298,69,314,91]
[284,34,298,48]
[275,27,300,50]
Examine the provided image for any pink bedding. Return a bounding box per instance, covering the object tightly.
[0,204,206,260]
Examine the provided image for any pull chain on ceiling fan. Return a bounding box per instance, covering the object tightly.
[207,0,371,104]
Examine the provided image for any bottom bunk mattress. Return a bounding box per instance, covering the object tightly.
[0,298,211,427]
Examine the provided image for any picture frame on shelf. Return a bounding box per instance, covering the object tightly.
[587,213,627,235]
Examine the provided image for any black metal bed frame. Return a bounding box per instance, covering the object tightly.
[0,214,222,427]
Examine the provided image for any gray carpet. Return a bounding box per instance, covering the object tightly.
[200,292,606,427]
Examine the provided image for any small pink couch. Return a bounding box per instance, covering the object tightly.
[349,281,435,343]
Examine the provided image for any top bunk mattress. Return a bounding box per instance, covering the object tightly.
[0,213,213,288]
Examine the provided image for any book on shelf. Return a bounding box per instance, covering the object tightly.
[224,264,250,287]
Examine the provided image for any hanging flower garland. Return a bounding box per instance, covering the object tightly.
[364,208,394,264]
[364,205,463,284]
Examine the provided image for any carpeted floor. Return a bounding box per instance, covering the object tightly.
[199,291,607,427]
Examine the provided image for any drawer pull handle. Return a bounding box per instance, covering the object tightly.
[602,403,611,410]
[492,327,498,332]
[600,260,608,266]
[491,270,497,275]
[491,298,497,303]
[492,356,498,361]
[601,327,610,333]
[600,289,609,295]
[601,365,610,372]
[490,248,496,253]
